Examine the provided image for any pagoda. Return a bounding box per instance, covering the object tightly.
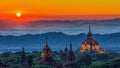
[80,25,105,54]
[63,43,78,68]
[20,48,29,68]
[40,37,55,66]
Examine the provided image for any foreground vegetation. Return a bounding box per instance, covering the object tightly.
[0,51,120,68]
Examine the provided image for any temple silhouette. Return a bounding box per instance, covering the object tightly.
[20,48,29,68]
[39,37,56,66]
[63,43,78,68]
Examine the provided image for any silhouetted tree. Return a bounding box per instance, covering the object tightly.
[28,55,33,67]
[78,54,92,66]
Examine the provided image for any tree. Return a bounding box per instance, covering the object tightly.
[110,57,120,68]
[96,54,109,61]
[28,55,33,67]
[78,54,92,66]
[89,61,112,68]
[32,65,53,68]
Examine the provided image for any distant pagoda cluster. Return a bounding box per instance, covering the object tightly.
[80,25,105,54]
[17,25,106,68]
[20,38,78,68]
[39,37,78,68]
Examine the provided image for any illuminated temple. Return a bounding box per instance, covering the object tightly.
[80,25,105,54]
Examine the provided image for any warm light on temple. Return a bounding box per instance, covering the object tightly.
[80,26,105,54]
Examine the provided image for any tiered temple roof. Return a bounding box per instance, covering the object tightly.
[80,25,105,54]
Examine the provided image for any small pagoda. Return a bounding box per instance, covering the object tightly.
[63,43,78,68]
[20,48,29,68]
[40,37,55,66]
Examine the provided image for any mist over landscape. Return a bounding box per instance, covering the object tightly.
[0,32,119,52]
[0,18,120,52]
[0,18,120,35]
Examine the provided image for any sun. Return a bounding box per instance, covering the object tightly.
[16,12,21,17]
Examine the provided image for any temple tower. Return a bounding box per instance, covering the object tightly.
[80,25,105,54]
[63,43,78,68]
[40,37,55,66]
[20,48,29,68]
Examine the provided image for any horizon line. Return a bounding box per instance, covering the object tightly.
[0,32,120,36]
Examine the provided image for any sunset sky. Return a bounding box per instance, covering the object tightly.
[0,0,120,35]
[1,0,120,20]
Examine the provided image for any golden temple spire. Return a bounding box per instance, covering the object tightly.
[89,24,91,33]
[87,24,93,39]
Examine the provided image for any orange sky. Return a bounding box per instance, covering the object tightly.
[0,0,120,20]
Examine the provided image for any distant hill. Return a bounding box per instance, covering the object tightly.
[0,32,120,51]
[99,18,120,22]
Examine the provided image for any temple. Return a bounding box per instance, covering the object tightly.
[20,48,29,68]
[63,43,78,68]
[80,25,105,54]
[40,37,55,66]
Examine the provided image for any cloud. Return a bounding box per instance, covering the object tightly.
[0,18,120,35]
[0,19,15,30]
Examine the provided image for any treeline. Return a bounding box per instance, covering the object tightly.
[0,51,120,68]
